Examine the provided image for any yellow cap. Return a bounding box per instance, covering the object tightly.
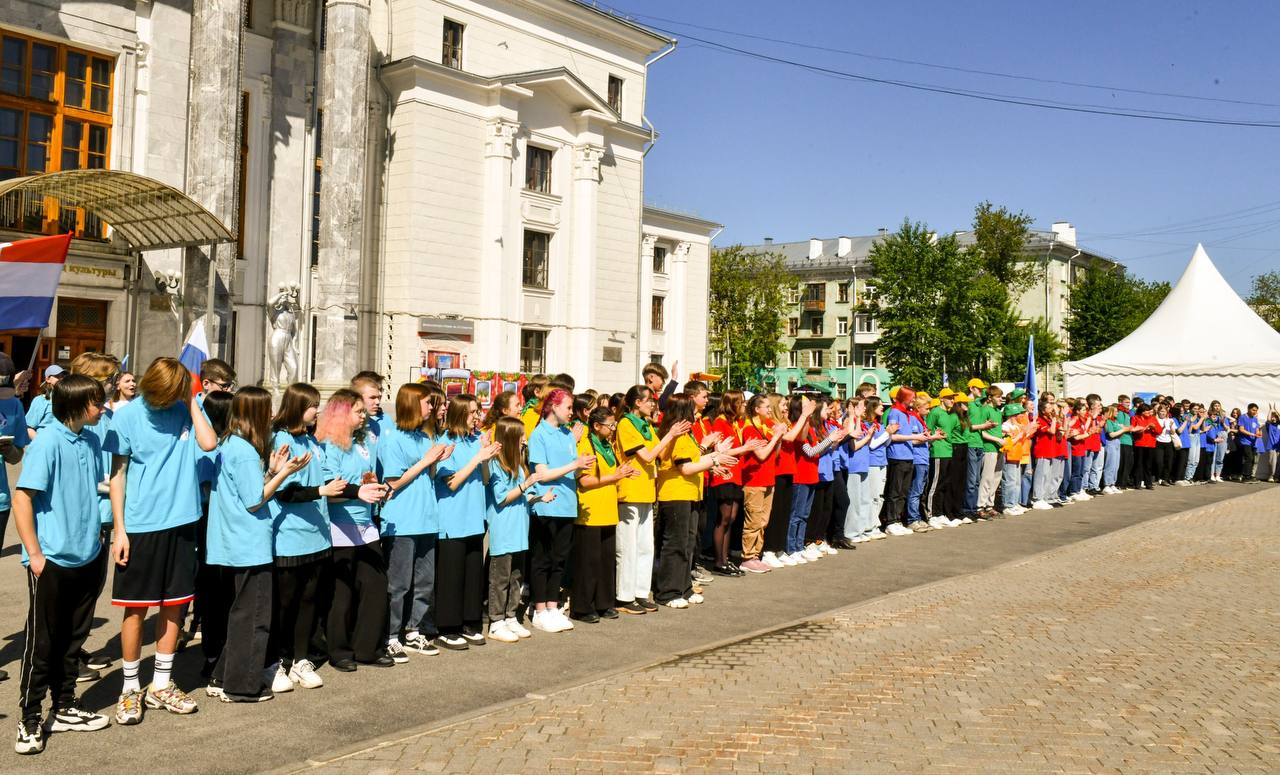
[929,398,940,408]
[953,393,971,403]
[938,388,956,399]
[917,391,931,401]
[888,386,900,400]
[967,378,989,389]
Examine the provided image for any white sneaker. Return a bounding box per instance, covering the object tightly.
[1003,506,1025,516]
[1030,500,1053,511]
[289,659,323,689]
[488,621,519,643]
[505,617,532,638]
[926,516,948,529]
[762,551,785,568]
[1074,492,1093,501]
[664,597,689,609]
[688,592,705,604]
[531,611,557,633]
[1175,480,1190,486]
[866,528,888,540]
[821,542,838,555]
[959,517,974,524]
[552,609,575,630]
[886,523,913,536]
[789,551,810,564]
[779,552,798,566]
[849,534,869,543]
[269,664,293,693]
[802,545,822,561]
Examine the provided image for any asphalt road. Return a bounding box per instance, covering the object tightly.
[0,480,1265,773]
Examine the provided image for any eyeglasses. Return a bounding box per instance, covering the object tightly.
[209,380,235,391]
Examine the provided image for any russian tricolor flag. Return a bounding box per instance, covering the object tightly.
[179,320,209,375]
[0,234,72,330]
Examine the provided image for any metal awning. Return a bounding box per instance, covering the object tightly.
[0,170,232,252]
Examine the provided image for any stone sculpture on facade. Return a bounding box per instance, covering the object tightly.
[267,282,302,390]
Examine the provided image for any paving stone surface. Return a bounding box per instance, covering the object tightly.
[297,487,1280,775]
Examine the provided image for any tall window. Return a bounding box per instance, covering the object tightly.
[809,317,823,336]
[310,109,323,267]
[809,350,824,368]
[520,329,546,373]
[522,230,549,288]
[862,349,878,368]
[785,287,800,304]
[837,350,849,368]
[651,295,664,331]
[525,145,552,193]
[787,317,798,337]
[856,314,877,333]
[836,317,848,335]
[652,245,667,274]
[0,32,113,237]
[804,283,825,302]
[607,75,623,113]
[837,282,850,303]
[442,19,464,69]
[786,350,798,368]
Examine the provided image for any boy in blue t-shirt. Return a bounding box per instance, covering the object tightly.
[12,375,111,754]
[0,352,31,588]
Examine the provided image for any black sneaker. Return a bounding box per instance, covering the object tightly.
[222,687,274,703]
[356,654,395,668]
[76,664,100,683]
[570,611,600,624]
[0,667,9,681]
[80,650,112,671]
[437,634,469,651]
[460,628,486,646]
[15,718,44,755]
[331,658,358,673]
[597,607,619,619]
[638,599,659,612]
[615,600,646,615]
[48,704,109,733]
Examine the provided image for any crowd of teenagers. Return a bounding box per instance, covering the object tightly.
[0,349,1276,755]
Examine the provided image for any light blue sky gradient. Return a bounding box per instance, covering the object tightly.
[619,0,1280,293]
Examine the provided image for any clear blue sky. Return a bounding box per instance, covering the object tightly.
[615,0,1280,294]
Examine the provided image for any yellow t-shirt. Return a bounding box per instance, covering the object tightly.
[576,434,619,526]
[657,434,702,502]
[616,417,658,504]
[521,407,540,439]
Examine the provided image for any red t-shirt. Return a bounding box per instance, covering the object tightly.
[1032,416,1064,459]
[793,427,821,485]
[1084,415,1102,452]
[740,420,775,487]
[709,417,744,486]
[1070,416,1089,456]
[775,431,797,477]
[1132,415,1159,448]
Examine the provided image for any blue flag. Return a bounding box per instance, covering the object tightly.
[1025,334,1038,413]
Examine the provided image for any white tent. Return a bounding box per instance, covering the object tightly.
[1063,244,1280,410]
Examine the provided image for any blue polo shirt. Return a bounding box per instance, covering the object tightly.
[885,407,914,461]
[1238,414,1263,450]
[868,424,889,468]
[82,407,113,525]
[104,399,201,533]
[24,393,52,433]
[528,420,578,518]
[207,435,273,567]
[1176,416,1193,449]
[434,431,486,539]
[322,439,377,527]
[378,427,437,536]
[15,421,103,568]
[910,415,931,466]
[486,459,530,555]
[0,396,30,512]
[267,429,330,557]
[847,425,871,474]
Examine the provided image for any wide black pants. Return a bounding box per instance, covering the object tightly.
[804,480,834,544]
[570,524,616,616]
[19,560,98,719]
[1118,445,1135,489]
[434,534,485,635]
[328,542,388,663]
[763,475,792,554]
[655,501,694,603]
[211,564,273,696]
[882,459,914,526]
[529,517,573,606]
[946,443,969,518]
[271,558,325,665]
[827,470,850,542]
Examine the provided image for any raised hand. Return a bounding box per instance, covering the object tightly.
[886,422,900,434]
[478,441,502,462]
[283,454,310,476]
[572,423,587,442]
[424,443,452,465]
[702,431,724,448]
[668,420,693,438]
[575,453,597,470]
[268,446,291,476]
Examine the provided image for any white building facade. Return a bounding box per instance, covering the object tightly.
[0,0,715,389]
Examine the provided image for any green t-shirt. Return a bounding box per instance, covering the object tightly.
[926,406,958,458]
[965,399,989,447]
[1117,410,1133,445]
[980,403,1005,453]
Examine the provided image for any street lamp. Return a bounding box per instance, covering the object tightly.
[848,262,857,398]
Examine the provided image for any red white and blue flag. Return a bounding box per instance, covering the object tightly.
[179,319,210,375]
[0,233,72,330]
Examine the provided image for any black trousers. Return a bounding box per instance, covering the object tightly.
[529,517,573,606]
[328,542,388,663]
[200,562,235,666]
[763,475,792,554]
[1241,446,1259,479]
[271,559,324,664]
[19,560,98,719]
[1154,442,1173,482]
[1134,445,1155,488]
[570,525,616,616]
[1118,445,1135,489]
[211,564,272,697]
[927,457,952,519]
[655,500,695,603]
[947,443,969,517]
[1195,450,1213,481]
[1172,446,1190,482]
[804,480,834,544]
[828,470,850,542]
[434,534,484,635]
[882,459,914,526]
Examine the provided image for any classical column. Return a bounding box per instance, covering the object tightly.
[183,0,245,358]
[480,119,519,369]
[670,241,691,369]
[312,0,371,385]
[568,143,603,379]
[637,234,656,370]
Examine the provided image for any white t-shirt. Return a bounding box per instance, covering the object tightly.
[1156,417,1175,443]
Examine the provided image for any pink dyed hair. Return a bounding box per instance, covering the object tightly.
[315,389,362,451]
[540,388,572,419]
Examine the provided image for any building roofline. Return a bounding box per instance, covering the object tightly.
[551,0,676,49]
[643,205,722,230]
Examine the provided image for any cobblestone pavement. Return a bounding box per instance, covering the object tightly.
[298,488,1280,775]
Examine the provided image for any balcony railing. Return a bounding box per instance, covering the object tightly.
[803,299,825,312]
[0,190,106,240]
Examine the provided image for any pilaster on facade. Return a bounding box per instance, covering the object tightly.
[479,117,522,370]
[484,118,520,159]
[568,142,604,377]
[638,233,657,368]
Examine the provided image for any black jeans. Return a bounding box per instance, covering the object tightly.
[804,480,834,544]
[1154,442,1173,482]
[271,558,325,665]
[1134,445,1155,488]
[1118,445,1135,489]
[1172,446,1190,482]
[763,475,792,554]
[328,542,388,663]
[1241,446,1258,479]
[528,516,574,606]
[828,470,850,542]
[655,501,695,603]
[882,459,914,526]
[19,560,98,719]
[927,457,952,519]
[570,525,616,616]
[211,564,273,696]
[947,444,969,518]
[434,534,485,635]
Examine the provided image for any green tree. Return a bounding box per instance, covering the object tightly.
[708,245,795,390]
[1246,270,1280,331]
[993,314,1062,382]
[1065,266,1171,359]
[968,201,1038,294]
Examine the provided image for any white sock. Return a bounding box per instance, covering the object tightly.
[121,659,141,694]
[151,652,174,690]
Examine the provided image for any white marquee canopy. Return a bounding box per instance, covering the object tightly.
[1063,245,1280,410]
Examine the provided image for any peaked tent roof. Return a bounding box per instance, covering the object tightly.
[1065,244,1280,377]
